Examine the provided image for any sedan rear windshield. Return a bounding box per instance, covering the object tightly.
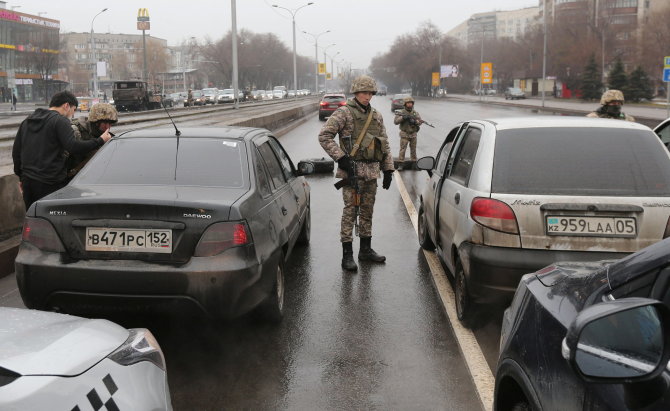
[492,127,670,196]
[75,138,247,188]
[323,96,344,102]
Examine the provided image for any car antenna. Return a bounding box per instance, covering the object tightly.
[161,99,181,137]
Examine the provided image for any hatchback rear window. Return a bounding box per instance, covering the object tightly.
[75,138,247,188]
[492,127,670,196]
[323,96,344,102]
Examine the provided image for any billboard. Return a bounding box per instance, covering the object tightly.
[440,64,459,78]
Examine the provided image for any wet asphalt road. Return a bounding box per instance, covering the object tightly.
[0,98,569,410]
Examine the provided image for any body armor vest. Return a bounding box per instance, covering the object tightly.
[399,108,420,133]
[340,102,387,162]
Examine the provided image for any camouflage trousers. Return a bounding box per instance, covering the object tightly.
[340,178,377,242]
[399,133,417,161]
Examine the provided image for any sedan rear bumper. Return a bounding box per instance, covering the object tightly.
[458,242,629,303]
[15,243,277,319]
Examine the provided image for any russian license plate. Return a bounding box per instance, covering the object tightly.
[86,228,172,253]
[546,216,636,237]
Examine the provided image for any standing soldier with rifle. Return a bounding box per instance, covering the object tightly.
[393,96,429,165]
[318,75,395,272]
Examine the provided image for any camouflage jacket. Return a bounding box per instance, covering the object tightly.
[66,118,108,177]
[393,107,422,136]
[318,98,394,180]
[586,109,635,122]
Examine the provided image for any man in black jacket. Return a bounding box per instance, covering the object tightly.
[12,91,112,209]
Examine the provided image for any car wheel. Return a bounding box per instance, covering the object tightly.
[319,115,324,121]
[454,259,474,326]
[296,206,311,245]
[257,252,285,323]
[418,205,435,251]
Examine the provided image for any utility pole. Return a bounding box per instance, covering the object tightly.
[137,8,150,84]
[232,0,239,109]
[91,8,107,98]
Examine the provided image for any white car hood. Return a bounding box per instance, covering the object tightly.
[0,308,129,376]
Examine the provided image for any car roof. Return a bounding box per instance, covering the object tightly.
[116,127,268,141]
[323,94,345,98]
[474,116,652,131]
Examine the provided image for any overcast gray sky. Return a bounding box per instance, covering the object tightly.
[18,0,537,68]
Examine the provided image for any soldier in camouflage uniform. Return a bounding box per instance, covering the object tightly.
[318,75,395,272]
[393,96,423,162]
[67,103,117,178]
[586,89,635,121]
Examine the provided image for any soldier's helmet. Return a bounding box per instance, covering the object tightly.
[350,75,378,95]
[88,103,118,123]
[600,89,625,105]
[403,96,415,105]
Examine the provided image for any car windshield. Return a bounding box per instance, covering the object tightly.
[492,127,670,196]
[509,88,521,92]
[223,89,234,94]
[74,138,247,188]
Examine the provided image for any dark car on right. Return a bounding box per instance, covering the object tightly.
[318,93,346,121]
[495,237,670,410]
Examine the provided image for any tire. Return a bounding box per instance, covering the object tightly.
[296,206,311,245]
[257,252,285,323]
[454,259,474,327]
[418,205,435,250]
[319,115,325,121]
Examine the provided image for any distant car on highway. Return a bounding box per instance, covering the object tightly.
[391,93,410,112]
[0,307,171,410]
[318,93,346,121]
[15,127,315,323]
[217,89,236,104]
[495,237,670,410]
[416,117,670,325]
[504,87,525,100]
[202,88,219,105]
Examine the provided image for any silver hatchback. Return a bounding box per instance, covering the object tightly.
[417,117,670,325]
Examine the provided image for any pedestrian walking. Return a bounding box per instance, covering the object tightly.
[12,91,112,209]
[11,91,17,111]
[318,75,395,272]
[393,96,423,164]
[586,89,635,121]
[67,103,118,179]
[187,89,193,108]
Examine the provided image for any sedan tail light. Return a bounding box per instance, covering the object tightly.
[338,101,346,106]
[194,221,252,257]
[470,198,519,234]
[22,217,65,252]
[319,101,328,107]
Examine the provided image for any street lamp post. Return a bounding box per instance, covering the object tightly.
[303,30,330,94]
[328,51,339,91]
[91,8,108,99]
[273,2,313,100]
[323,43,336,93]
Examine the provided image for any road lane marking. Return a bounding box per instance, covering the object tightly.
[394,171,494,411]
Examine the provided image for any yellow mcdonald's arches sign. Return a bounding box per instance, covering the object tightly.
[137,8,150,22]
[318,63,326,74]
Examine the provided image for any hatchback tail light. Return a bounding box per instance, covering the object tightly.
[22,217,65,252]
[319,101,328,107]
[470,198,519,234]
[338,101,346,106]
[194,221,252,257]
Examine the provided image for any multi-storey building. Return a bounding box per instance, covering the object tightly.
[60,32,168,97]
[447,7,540,45]
[0,1,64,102]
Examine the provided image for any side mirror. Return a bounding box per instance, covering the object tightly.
[562,298,670,383]
[297,161,315,176]
[416,156,435,177]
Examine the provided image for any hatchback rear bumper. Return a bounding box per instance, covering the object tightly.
[15,242,277,319]
[458,242,629,303]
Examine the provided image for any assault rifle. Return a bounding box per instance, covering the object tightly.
[395,110,435,128]
[334,136,360,236]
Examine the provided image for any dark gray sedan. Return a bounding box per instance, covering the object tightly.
[15,127,313,322]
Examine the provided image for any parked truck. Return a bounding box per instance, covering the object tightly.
[112,81,163,111]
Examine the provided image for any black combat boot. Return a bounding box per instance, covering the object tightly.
[342,241,358,272]
[358,237,386,262]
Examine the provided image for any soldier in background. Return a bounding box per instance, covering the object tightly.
[393,96,423,164]
[66,103,117,178]
[187,89,193,107]
[586,90,635,121]
[318,75,395,272]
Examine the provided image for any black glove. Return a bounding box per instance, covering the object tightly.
[409,118,417,125]
[337,155,355,178]
[402,114,411,121]
[382,170,393,190]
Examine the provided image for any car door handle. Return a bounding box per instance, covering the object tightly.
[454,192,460,204]
[281,206,288,215]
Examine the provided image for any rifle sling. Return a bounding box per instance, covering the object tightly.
[350,110,374,157]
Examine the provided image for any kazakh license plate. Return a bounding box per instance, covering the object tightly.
[86,228,172,253]
[546,216,636,237]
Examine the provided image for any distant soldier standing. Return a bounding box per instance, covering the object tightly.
[187,89,193,107]
[393,96,423,163]
[67,103,118,178]
[587,89,635,121]
[318,75,395,272]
